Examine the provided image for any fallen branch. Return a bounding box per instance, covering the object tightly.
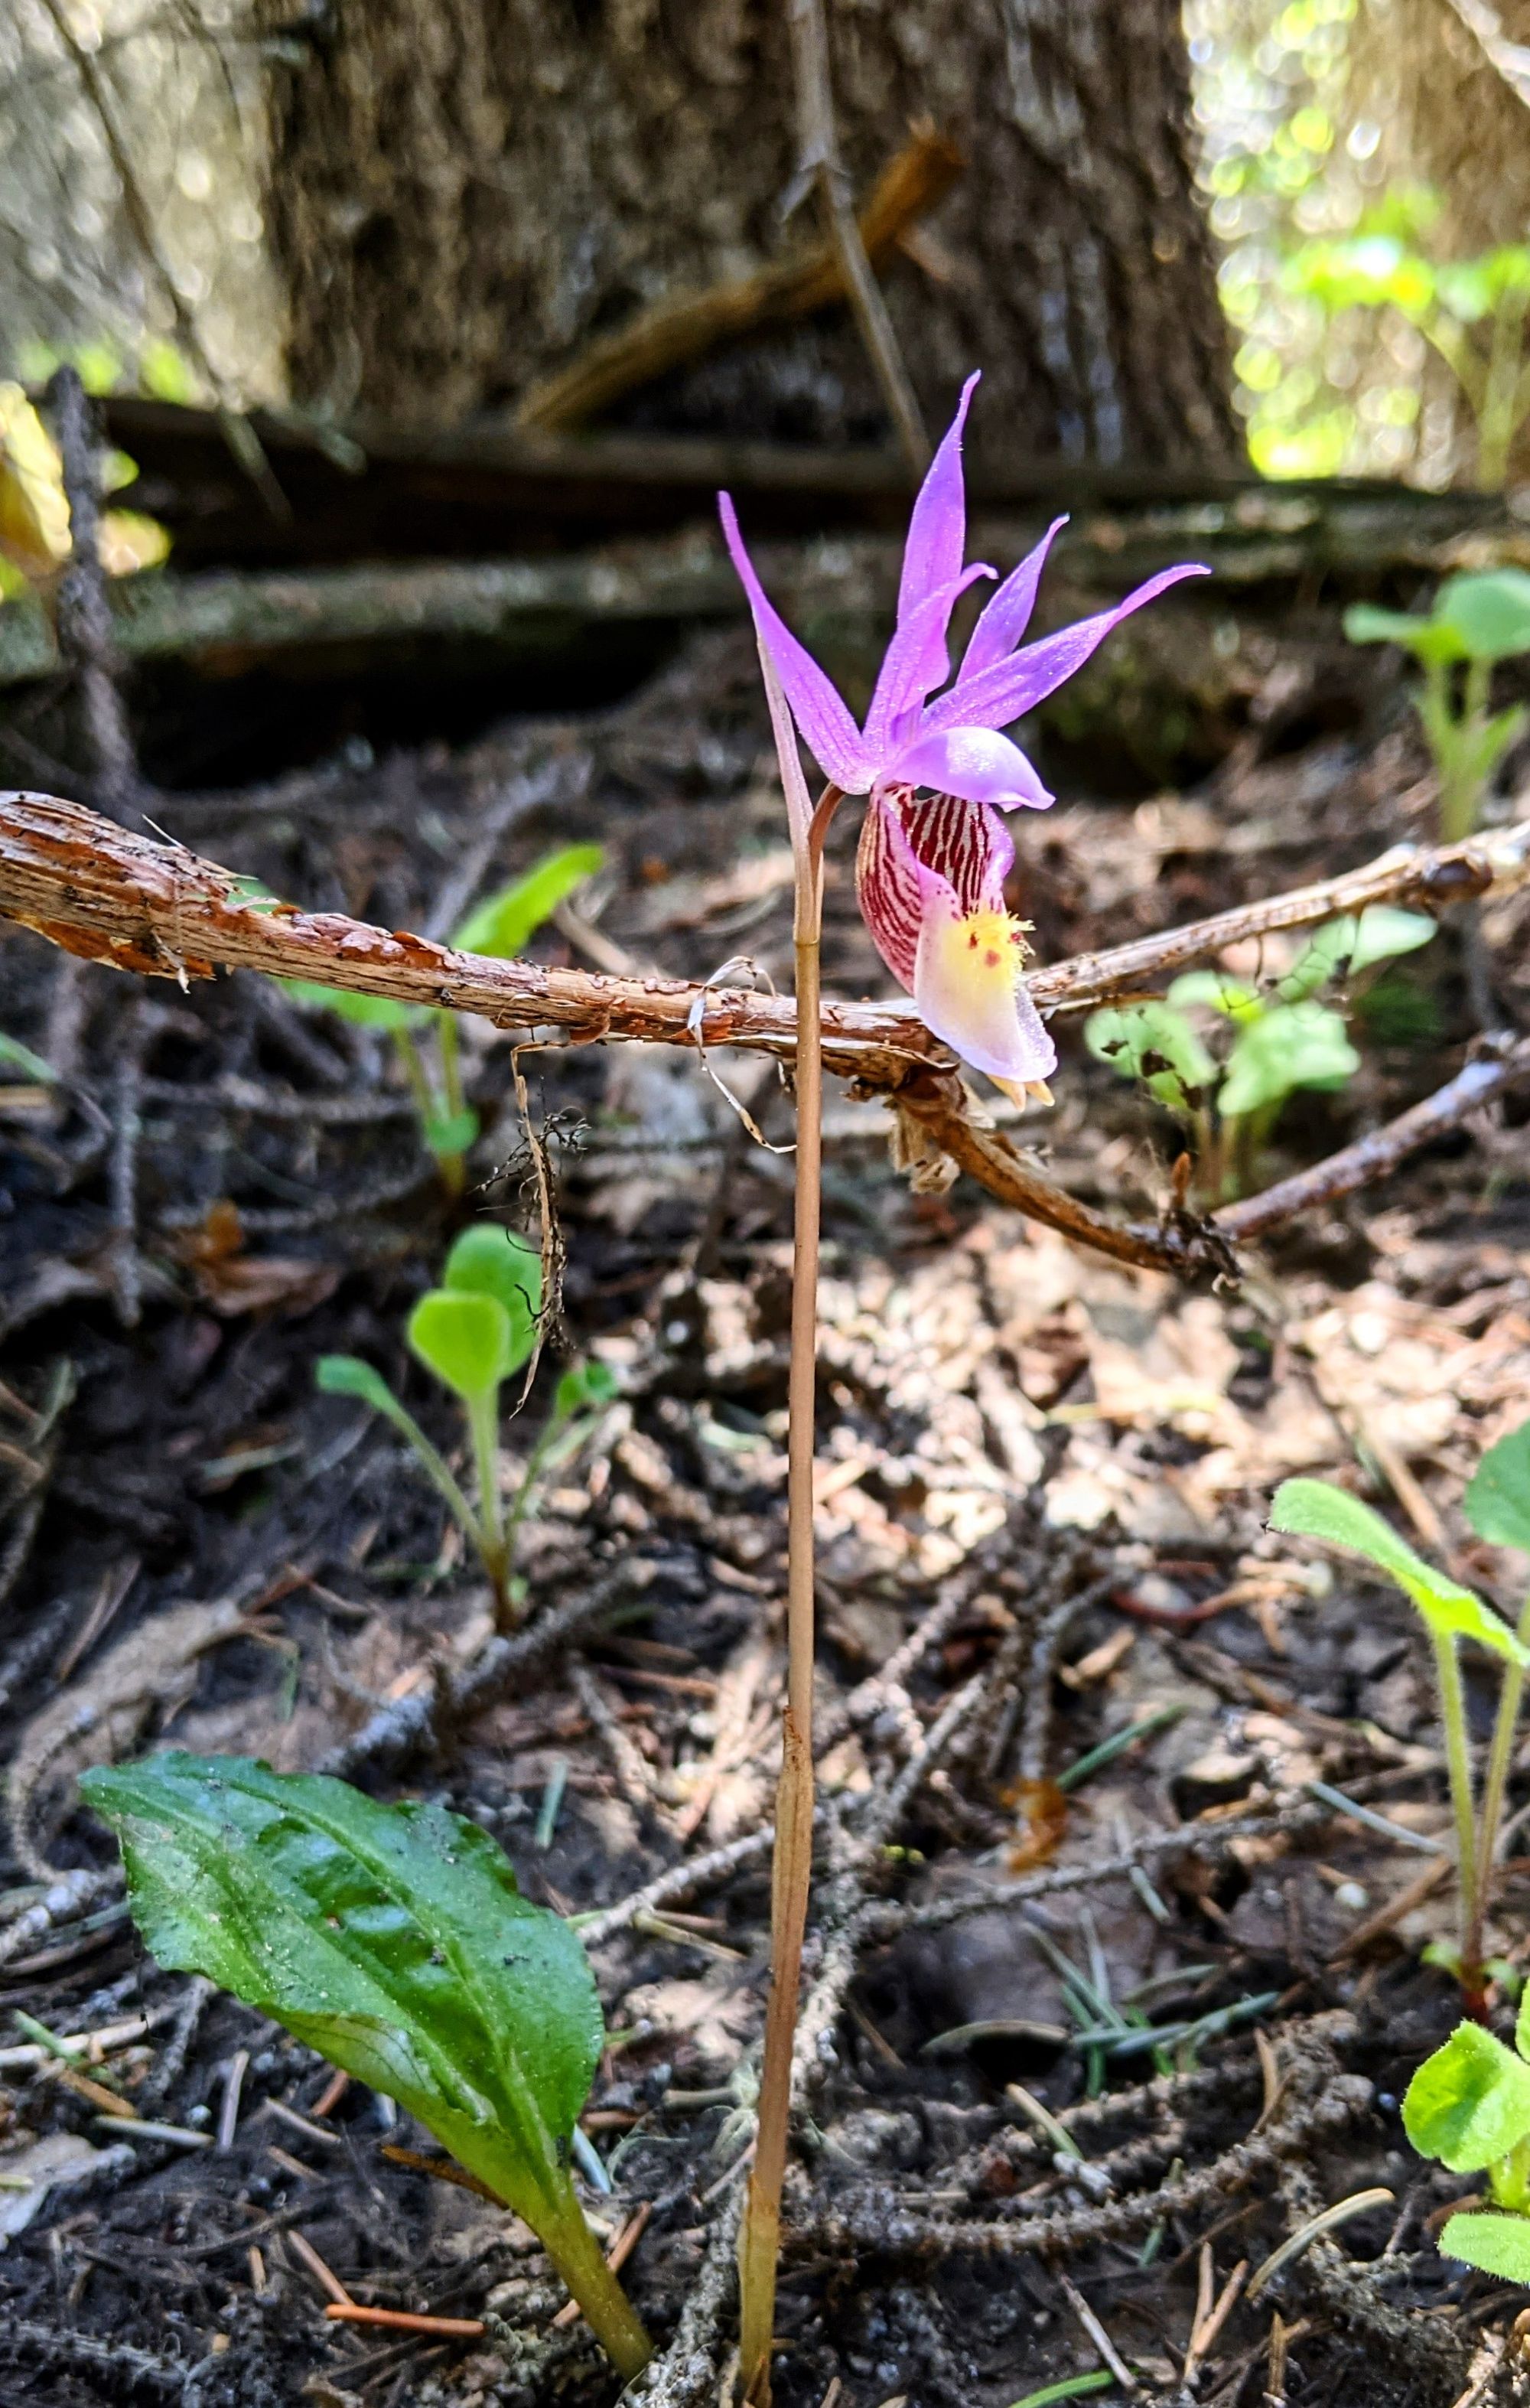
[515,126,961,437]
[0,792,1525,1276]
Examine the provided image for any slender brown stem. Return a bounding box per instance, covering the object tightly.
[737,783,840,2406]
[1432,1629,1483,2002]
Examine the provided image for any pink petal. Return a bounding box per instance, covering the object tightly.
[913,880,1058,1087]
[894,373,981,699]
[890,724,1053,810]
[719,493,871,792]
[864,564,994,757]
[960,517,1068,682]
[921,562,1210,738]
[855,789,1014,990]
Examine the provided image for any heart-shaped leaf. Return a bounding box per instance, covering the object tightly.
[1437,569,1530,664]
[453,846,605,960]
[1466,1419,1530,1556]
[442,1227,540,1376]
[1269,1478,1528,1660]
[80,1754,601,2223]
[408,1289,514,1402]
[1403,2023,1530,2171]
[1438,2211,1530,2283]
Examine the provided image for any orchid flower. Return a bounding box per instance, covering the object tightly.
[721,373,1209,1100]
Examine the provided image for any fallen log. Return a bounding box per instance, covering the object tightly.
[0,789,1525,1278]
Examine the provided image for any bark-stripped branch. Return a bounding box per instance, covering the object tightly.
[0,790,1525,1276]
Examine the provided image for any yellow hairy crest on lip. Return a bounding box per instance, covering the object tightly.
[946,907,1027,977]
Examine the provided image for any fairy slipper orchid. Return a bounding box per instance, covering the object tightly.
[720,373,1209,1099]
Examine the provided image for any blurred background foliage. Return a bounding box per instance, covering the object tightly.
[4,0,1530,577]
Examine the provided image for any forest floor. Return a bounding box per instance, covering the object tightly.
[0,619,1528,2408]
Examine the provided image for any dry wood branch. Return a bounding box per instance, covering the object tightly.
[514,129,960,436]
[2,793,1525,1275]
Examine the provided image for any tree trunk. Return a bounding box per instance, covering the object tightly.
[262,0,1237,465]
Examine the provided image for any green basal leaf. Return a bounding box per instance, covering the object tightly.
[316,1354,399,1413]
[1084,1001,1216,1113]
[423,1107,480,1160]
[1402,2024,1530,2171]
[409,1288,514,1402]
[453,845,605,960]
[443,1227,540,1374]
[1437,569,1530,664]
[1438,2211,1530,2283]
[1219,1002,1358,1119]
[281,978,428,1034]
[80,1753,602,2235]
[1166,969,1263,1025]
[1465,1418,1530,1555]
[1269,1478,1528,1660]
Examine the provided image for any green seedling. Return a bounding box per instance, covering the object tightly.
[318,1225,617,1631]
[1271,1419,1530,2001]
[1346,571,1530,841]
[81,1753,652,2376]
[1086,905,1435,1200]
[284,844,604,1191]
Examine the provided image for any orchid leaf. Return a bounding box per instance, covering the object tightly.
[1403,2024,1530,2171]
[453,846,605,959]
[80,1753,603,2241]
[1465,1419,1530,1555]
[1269,1478,1528,1660]
[1438,2211,1530,2283]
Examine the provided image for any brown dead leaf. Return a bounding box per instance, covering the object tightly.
[170,1202,339,1318]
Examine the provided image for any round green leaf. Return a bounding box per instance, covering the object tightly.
[1403,2024,1530,2172]
[1465,1419,1530,1556]
[1085,1001,1216,1113]
[1439,2211,1530,2283]
[1343,603,1461,663]
[316,1354,397,1412]
[442,1227,541,1373]
[1437,570,1530,664]
[409,1288,514,1400]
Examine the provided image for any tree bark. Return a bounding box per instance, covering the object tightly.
[262,0,1237,464]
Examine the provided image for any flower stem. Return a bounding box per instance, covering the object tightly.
[1467,1592,1530,1987]
[1431,1628,1481,1992]
[737,784,839,2406]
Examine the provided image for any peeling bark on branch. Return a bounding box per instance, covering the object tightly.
[0,790,1525,1277]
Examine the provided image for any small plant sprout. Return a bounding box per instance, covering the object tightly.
[1086,905,1436,1201]
[1270,1442,1530,2003]
[284,843,604,1191]
[80,1754,652,2376]
[1346,571,1530,842]
[317,1225,616,1632]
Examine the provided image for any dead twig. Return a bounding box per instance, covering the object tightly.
[2,793,1525,1273]
[45,368,138,818]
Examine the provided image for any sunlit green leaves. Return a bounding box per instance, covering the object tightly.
[1465,1419,1530,1556]
[1268,1478,1527,1660]
[81,1753,603,2229]
[1219,1000,1358,1117]
[409,1292,516,1403]
[1346,572,1530,667]
[1277,907,1437,1002]
[443,1226,541,1351]
[1402,2023,1530,2172]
